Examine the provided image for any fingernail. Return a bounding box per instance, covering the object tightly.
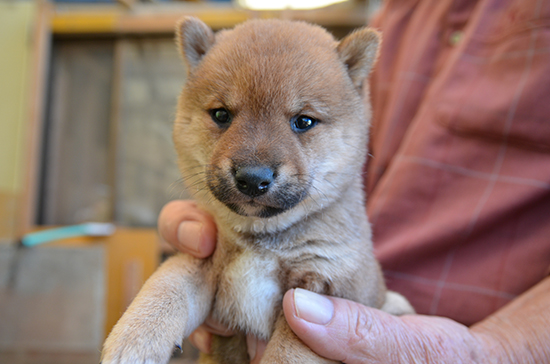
[190,328,211,354]
[294,288,334,325]
[177,221,203,254]
[247,335,257,361]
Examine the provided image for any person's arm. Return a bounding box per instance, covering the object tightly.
[471,275,550,363]
[282,277,550,363]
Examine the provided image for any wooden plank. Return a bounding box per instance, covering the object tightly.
[50,3,369,35]
[113,38,189,226]
[18,1,53,237]
[52,11,117,34]
[107,40,123,223]
[14,227,160,339]
[41,40,115,225]
[100,228,159,336]
[0,192,18,241]
[0,245,105,362]
[51,4,248,34]
[0,227,160,362]
[0,2,36,241]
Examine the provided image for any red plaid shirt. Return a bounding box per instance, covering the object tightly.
[367,0,550,325]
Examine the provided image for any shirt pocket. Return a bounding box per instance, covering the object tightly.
[435,24,550,152]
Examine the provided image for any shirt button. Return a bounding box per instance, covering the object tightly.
[449,30,463,46]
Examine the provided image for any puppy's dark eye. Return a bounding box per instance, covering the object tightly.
[210,108,232,126]
[291,115,318,132]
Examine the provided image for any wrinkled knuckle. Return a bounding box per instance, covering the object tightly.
[346,304,374,348]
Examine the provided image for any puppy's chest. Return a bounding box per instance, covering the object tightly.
[211,249,281,340]
[210,241,340,340]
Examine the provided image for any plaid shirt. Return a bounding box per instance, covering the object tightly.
[367,0,550,325]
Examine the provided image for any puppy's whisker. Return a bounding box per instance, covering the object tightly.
[324,171,357,177]
[180,168,207,179]
[301,199,313,219]
[318,176,339,191]
[185,176,207,188]
[180,163,209,173]
[167,180,183,197]
[182,163,208,170]
[341,139,366,152]
[180,175,207,187]
[194,188,211,202]
[308,178,330,200]
[308,186,328,211]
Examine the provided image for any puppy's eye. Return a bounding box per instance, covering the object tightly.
[209,108,232,126]
[291,115,318,132]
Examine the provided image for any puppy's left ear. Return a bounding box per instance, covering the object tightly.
[337,28,381,89]
[175,17,215,73]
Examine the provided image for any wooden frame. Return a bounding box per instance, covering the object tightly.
[51,2,370,35]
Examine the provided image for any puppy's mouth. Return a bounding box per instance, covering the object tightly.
[225,201,289,218]
[206,166,308,218]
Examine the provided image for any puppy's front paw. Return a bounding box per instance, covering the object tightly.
[381,290,415,316]
[101,321,179,364]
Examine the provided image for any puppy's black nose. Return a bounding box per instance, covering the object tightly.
[234,166,275,197]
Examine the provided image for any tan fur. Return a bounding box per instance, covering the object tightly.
[102,18,413,364]
[260,313,335,363]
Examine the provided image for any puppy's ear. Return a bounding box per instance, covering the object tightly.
[175,17,215,73]
[337,28,381,89]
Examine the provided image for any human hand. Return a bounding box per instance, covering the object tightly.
[281,288,503,364]
[158,200,267,362]
[158,200,217,258]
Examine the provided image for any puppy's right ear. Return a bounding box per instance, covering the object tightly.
[337,28,380,89]
[176,17,215,73]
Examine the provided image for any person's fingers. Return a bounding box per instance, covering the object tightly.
[283,289,487,364]
[188,326,212,354]
[282,288,411,364]
[247,335,267,364]
[187,318,236,354]
[158,200,217,258]
[203,316,236,337]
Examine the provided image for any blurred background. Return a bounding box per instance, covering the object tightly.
[0,0,380,362]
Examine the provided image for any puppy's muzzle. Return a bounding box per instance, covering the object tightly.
[234,165,275,197]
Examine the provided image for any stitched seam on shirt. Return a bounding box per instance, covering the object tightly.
[470,19,550,45]
[429,250,456,314]
[385,270,518,300]
[461,46,550,64]
[399,155,550,189]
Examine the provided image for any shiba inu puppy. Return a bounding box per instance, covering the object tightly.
[102,17,413,364]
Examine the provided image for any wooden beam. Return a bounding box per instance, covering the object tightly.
[18,0,52,237]
[51,3,368,35]
[44,227,160,339]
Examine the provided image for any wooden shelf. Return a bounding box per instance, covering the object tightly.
[51,2,370,35]
[44,227,161,338]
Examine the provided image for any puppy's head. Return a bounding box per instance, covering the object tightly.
[174,18,379,227]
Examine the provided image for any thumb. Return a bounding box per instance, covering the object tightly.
[282,288,412,364]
